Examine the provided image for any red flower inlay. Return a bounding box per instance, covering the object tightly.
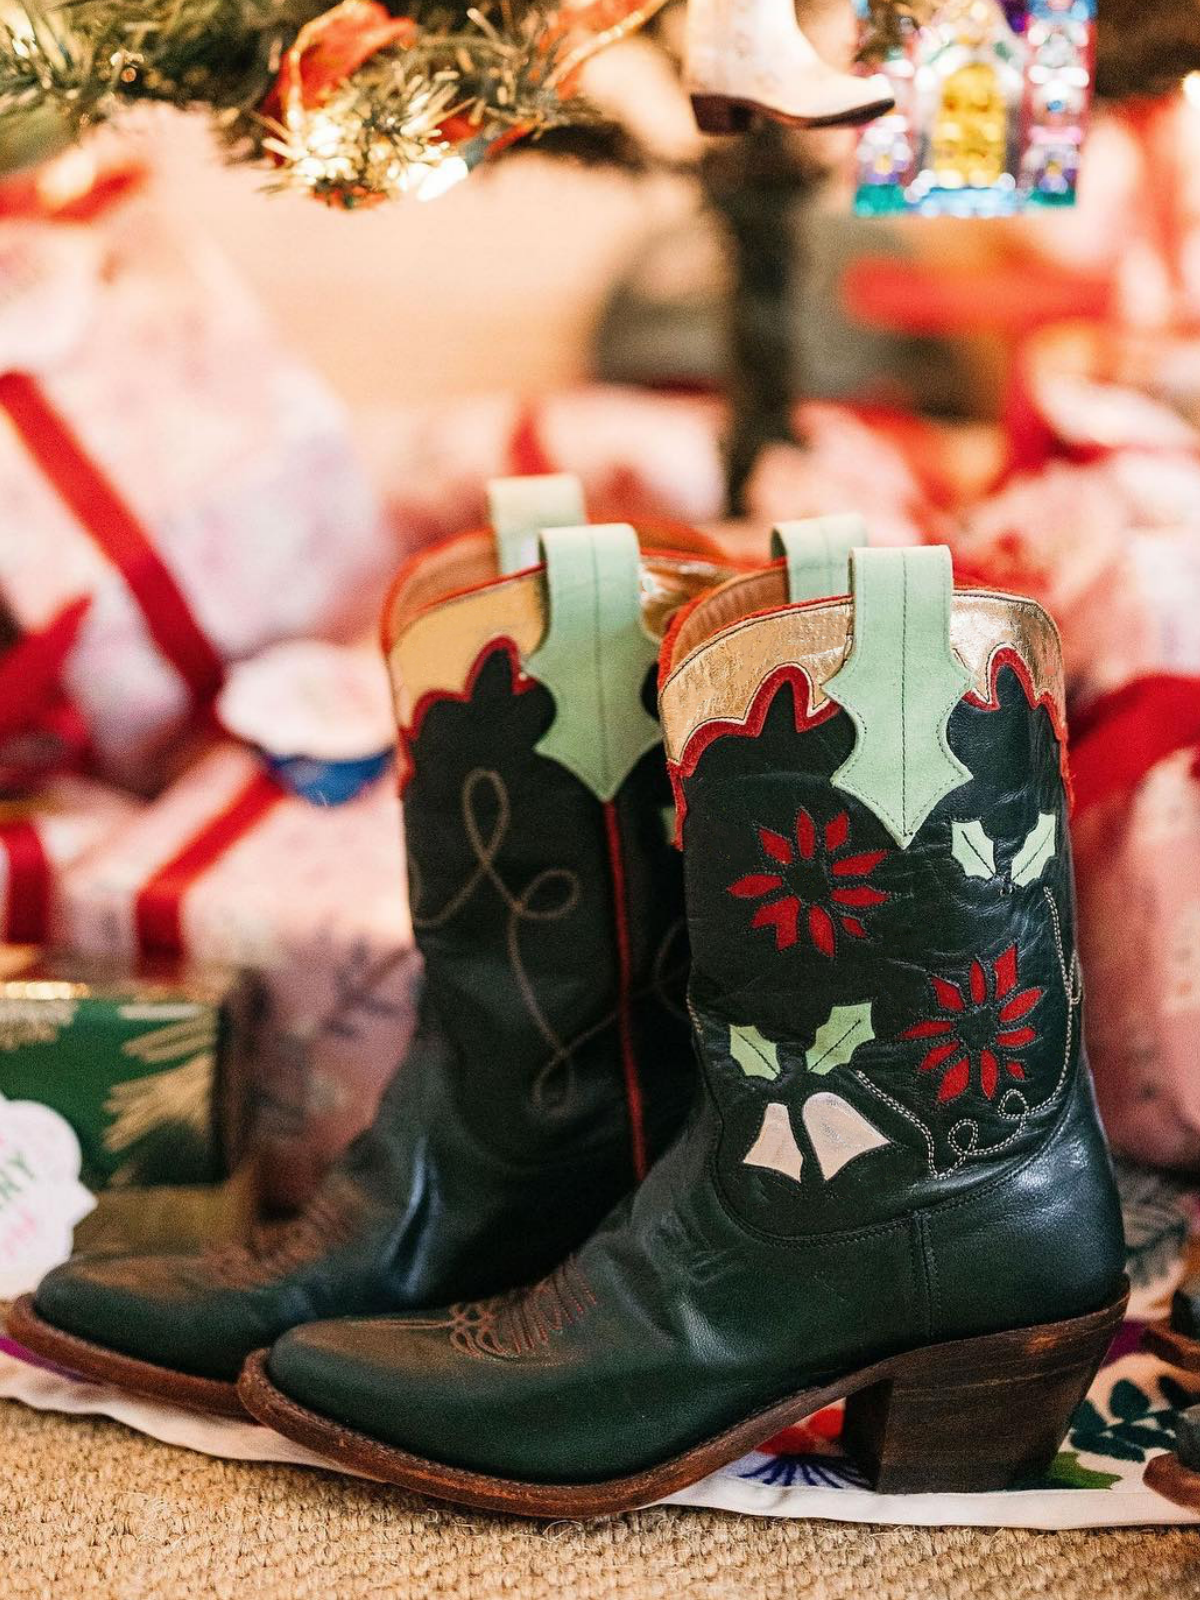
[728,806,890,957]
[900,945,1043,1104]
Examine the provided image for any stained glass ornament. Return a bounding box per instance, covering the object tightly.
[854,0,1095,217]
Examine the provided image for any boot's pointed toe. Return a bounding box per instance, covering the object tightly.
[33,1256,230,1377]
[264,1317,459,1458]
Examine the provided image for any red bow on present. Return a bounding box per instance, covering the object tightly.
[0,596,92,790]
[1070,674,1200,820]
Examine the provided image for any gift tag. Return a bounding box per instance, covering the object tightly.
[0,222,101,375]
[0,1093,94,1298]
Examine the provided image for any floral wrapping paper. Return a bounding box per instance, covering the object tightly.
[0,198,391,793]
[1075,750,1200,1173]
[952,451,1200,700]
[1,1160,1196,1528]
[54,745,418,1210]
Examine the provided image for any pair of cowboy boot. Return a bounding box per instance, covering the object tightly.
[14,485,1127,1518]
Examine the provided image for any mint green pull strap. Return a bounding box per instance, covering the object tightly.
[526,525,660,802]
[486,474,587,575]
[825,546,972,849]
[771,514,868,604]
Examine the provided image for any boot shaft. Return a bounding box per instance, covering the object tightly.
[384,487,732,1174]
[660,546,1103,1236]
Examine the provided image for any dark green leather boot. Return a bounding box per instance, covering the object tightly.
[240,544,1128,1514]
[10,478,730,1417]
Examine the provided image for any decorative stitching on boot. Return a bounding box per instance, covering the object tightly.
[408,766,585,1109]
[204,1177,362,1288]
[446,1259,598,1360]
[856,887,1079,1180]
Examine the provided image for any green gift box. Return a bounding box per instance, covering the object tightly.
[0,946,260,1193]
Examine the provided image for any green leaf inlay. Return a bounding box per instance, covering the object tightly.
[826,547,973,849]
[730,1023,781,1081]
[951,818,996,881]
[525,525,660,802]
[1012,811,1058,888]
[805,1002,875,1076]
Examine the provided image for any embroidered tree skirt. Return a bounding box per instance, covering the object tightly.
[2,1162,1199,1540]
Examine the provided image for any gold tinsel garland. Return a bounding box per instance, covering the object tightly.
[0,0,667,204]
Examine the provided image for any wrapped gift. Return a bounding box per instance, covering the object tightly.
[358,386,936,558]
[0,946,256,1192]
[1008,323,1200,474]
[1,774,139,945]
[1072,679,1200,1172]
[743,405,934,550]
[58,743,418,1210]
[359,386,729,545]
[0,195,390,792]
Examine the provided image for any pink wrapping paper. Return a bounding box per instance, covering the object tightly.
[57,745,417,1209]
[952,451,1200,695]
[358,386,932,554]
[1075,749,1200,1172]
[1062,528,1200,707]
[0,199,391,792]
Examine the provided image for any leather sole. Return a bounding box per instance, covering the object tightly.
[1144,1450,1200,1510]
[238,1289,1127,1518]
[7,1295,247,1420]
[690,92,896,135]
[1142,1319,1200,1374]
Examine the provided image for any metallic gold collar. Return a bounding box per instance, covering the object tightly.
[659,577,1065,770]
[386,531,732,731]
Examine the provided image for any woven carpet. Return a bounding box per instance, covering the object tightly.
[4,1404,1200,1600]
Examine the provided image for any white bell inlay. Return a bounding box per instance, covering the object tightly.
[743,1102,804,1184]
[803,1092,890,1181]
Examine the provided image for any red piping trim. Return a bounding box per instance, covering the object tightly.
[658,586,711,695]
[396,637,534,792]
[380,528,491,654]
[383,527,728,660]
[669,668,839,846]
[603,799,647,1182]
[964,644,1073,807]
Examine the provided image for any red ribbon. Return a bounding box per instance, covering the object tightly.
[134,772,286,957]
[1,819,51,942]
[1070,674,1200,820]
[0,596,89,743]
[0,372,226,707]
